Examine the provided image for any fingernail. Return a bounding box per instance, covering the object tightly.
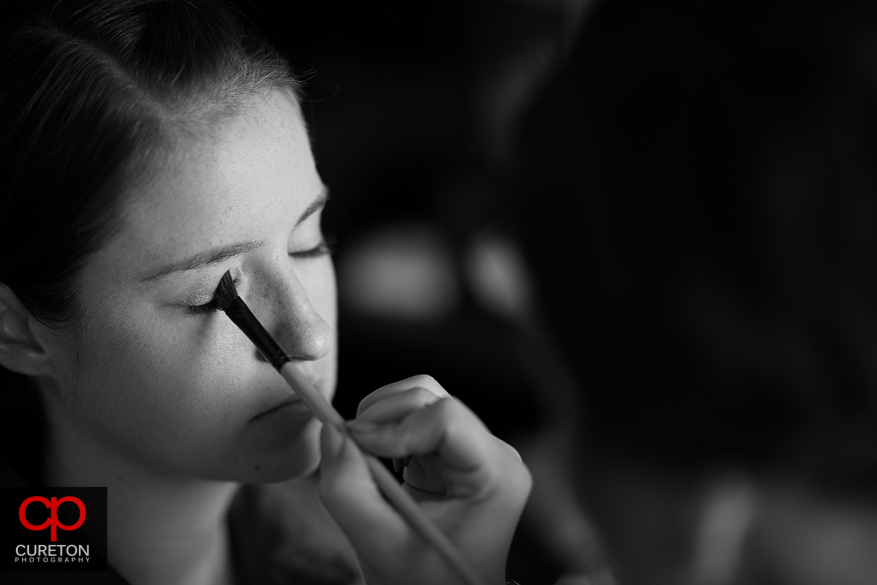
[346,419,378,433]
[322,423,345,459]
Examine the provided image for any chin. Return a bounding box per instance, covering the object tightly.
[232,418,324,484]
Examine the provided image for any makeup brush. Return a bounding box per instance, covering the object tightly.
[213,271,486,585]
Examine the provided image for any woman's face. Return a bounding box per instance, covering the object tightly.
[42,90,337,483]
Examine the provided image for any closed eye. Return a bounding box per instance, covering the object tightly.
[187,298,220,315]
[185,236,336,317]
[289,235,335,259]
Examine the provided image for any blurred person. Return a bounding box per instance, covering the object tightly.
[502,0,877,583]
[0,1,532,584]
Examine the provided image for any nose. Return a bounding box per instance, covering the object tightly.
[252,269,335,363]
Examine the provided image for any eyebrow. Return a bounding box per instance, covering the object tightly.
[141,187,329,282]
[294,187,329,229]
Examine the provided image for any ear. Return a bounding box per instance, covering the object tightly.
[0,283,55,378]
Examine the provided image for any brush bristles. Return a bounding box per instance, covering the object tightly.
[214,271,240,311]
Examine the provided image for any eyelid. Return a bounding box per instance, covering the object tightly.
[183,280,219,308]
[289,236,335,259]
[184,272,242,315]
[184,238,334,317]
[186,300,218,315]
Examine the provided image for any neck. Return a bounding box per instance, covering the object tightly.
[42,417,238,585]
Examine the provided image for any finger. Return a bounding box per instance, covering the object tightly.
[354,386,445,426]
[351,398,492,475]
[402,453,448,496]
[356,374,450,416]
[318,424,407,549]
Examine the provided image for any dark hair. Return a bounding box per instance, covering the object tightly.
[0,0,295,483]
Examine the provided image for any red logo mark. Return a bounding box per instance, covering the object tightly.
[19,496,86,542]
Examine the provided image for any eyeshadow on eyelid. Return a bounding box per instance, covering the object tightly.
[184,278,218,306]
[187,292,213,306]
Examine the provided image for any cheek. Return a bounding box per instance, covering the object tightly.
[62,258,339,457]
[70,304,240,438]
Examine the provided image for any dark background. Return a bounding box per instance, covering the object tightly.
[250,1,877,584]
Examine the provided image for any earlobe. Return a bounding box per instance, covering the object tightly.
[0,284,55,378]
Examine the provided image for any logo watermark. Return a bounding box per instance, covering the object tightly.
[19,496,86,541]
[1,488,107,572]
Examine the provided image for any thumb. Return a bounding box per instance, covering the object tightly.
[318,423,407,548]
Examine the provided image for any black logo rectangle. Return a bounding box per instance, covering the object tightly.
[0,487,107,572]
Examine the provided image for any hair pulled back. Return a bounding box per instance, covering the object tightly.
[0,0,295,482]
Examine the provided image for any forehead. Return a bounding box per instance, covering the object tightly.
[91,91,320,282]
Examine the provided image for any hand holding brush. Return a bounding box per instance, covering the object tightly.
[213,270,532,585]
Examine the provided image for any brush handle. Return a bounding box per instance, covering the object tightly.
[222,290,486,583]
[278,362,486,585]
[280,362,346,427]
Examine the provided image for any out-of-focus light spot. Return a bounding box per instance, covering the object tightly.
[464,233,534,323]
[689,474,757,585]
[338,223,459,321]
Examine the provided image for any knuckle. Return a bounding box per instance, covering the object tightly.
[406,373,439,390]
[504,445,533,496]
[498,438,524,464]
[514,461,534,498]
[407,386,442,407]
[487,441,532,499]
[356,374,447,416]
[429,396,457,427]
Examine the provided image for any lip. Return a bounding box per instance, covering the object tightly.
[250,373,322,421]
[251,396,306,420]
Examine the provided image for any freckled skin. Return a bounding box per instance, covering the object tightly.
[39,90,338,485]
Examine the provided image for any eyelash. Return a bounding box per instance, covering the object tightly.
[185,238,335,316]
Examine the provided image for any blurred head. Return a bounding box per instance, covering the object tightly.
[0,0,336,484]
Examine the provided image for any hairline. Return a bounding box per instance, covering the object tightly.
[64,80,304,339]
